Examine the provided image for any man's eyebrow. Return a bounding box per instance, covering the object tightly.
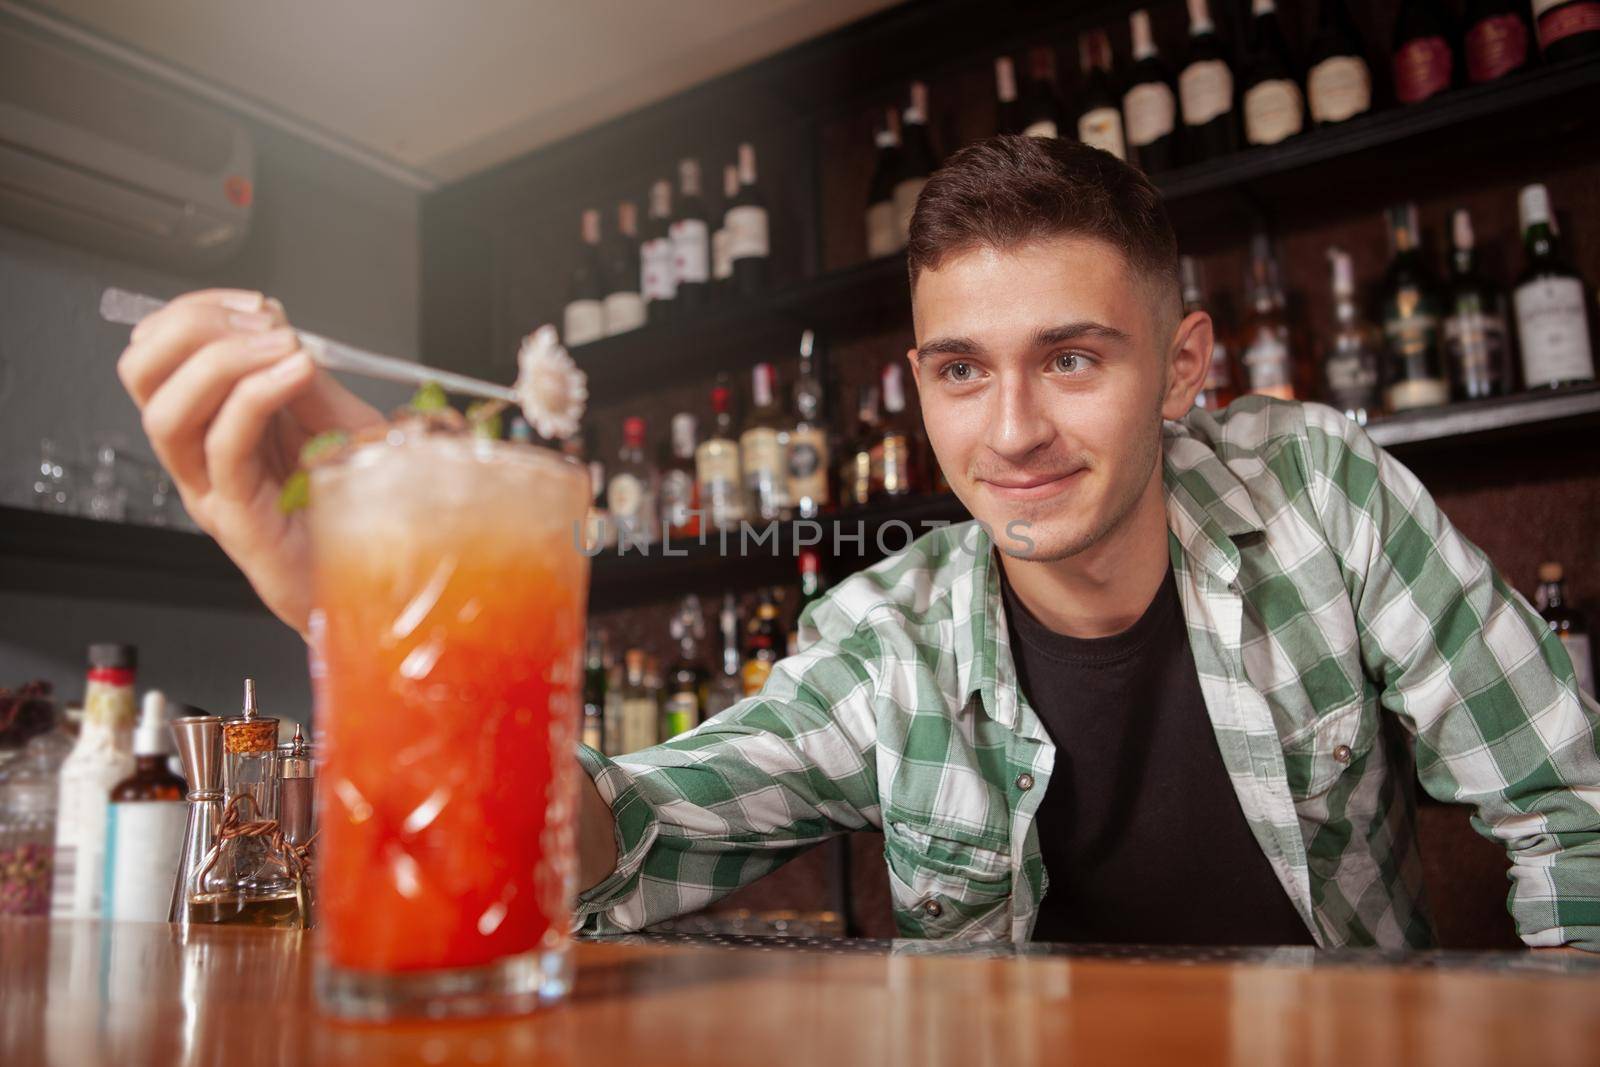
[915,336,984,359]
[1034,321,1131,347]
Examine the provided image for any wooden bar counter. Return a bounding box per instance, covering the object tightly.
[4,918,1600,1066]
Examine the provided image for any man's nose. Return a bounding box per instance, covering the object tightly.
[985,375,1055,462]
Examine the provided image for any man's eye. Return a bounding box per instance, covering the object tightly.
[941,361,974,382]
[1053,352,1087,374]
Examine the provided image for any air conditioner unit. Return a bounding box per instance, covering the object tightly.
[0,18,253,268]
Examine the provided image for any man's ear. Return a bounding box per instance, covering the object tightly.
[1162,310,1213,421]
[904,347,921,395]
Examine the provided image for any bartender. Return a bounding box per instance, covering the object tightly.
[117,135,1600,953]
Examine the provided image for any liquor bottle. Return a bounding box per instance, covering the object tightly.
[105,690,185,923]
[642,179,678,325]
[1322,248,1383,425]
[1463,0,1532,82]
[728,143,770,296]
[1537,562,1596,698]
[866,108,904,259]
[741,363,791,522]
[608,416,660,547]
[696,383,746,530]
[1514,184,1595,389]
[788,329,832,519]
[1239,234,1296,399]
[1076,30,1128,161]
[1020,46,1066,138]
[1179,0,1241,162]
[995,56,1023,136]
[1180,255,1239,410]
[712,164,737,304]
[894,82,938,247]
[602,202,646,336]
[1125,10,1181,173]
[584,432,616,553]
[704,593,745,719]
[619,650,659,754]
[1306,0,1374,125]
[671,159,712,313]
[1444,208,1513,400]
[582,632,608,753]
[52,643,137,918]
[742,589,785,697]
[788,550,828,658]
[661,412,702,538]
[1534,0,1600,61]
[1379,203,1451,412]
[563,209,605,347]
[603,647,625,756]
[839,384,882,508]
[664,595,708,738]
[877,362,920,498]
[1241,0,1306,146]
[1392,0,1457,105]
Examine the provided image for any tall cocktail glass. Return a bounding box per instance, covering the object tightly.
[307,434,591,1019]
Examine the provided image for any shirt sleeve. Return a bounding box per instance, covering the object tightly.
[1303,403,1600,951]
[573,601,884,934]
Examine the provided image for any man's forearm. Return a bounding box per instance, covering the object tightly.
[578,767,618,894]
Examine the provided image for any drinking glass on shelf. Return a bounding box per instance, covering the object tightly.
[84,444,127,522]
[31,439,74,513]
[308,433,592,1020]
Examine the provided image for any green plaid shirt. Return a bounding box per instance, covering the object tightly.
[577,398,1600,949]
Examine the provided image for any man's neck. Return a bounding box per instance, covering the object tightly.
[998,464,1170,639]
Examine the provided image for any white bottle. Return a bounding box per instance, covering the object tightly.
[105,691,187,922]
[52,643,138,918]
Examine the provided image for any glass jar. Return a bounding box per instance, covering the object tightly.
[0,746,59,915]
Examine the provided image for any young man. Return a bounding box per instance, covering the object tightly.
[120,137,1599,951]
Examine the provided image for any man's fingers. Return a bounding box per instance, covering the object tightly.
[139,329,301,493]
[202,352,316,503]
[118,296,286,405]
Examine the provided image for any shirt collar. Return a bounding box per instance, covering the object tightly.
[960,415,1265,726]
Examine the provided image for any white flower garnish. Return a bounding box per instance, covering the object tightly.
[515,325,588,440]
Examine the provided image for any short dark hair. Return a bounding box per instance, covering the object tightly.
[907,135,1180,316]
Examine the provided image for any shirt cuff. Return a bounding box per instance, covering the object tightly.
[573,745,660,925]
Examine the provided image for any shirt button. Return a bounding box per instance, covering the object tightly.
[922,898,943,918]
[1332,744,1353,764]
[1015,773,1035,791]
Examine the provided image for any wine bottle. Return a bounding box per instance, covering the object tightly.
[1444,209,1512,400]
[740,363,791,521]
[1306,0,1374,125]
[877,362,922,498]
[1020,46,1066,138]
[695,383,747,530]
[866,108,904,258]
[1463,0,1532,82]
[788,329,832,519]
[839,384,881,508]
[641,179,677,325]
[894,82,939,247]
[1532,0,1600,62]
[660,412,701,538]
[1322,247,1383,425]
[1514,183,1595,389]
[712,163,736,304]
[728,142,770,296]
[671,158,712,313]
[1179,0,1240,162]
[1124,10,1181,173]
[1379,202,1451,412]
[562,209,605,347]
[1392,0,1457,105]
[608,416,660,547]
[995,56,1023,136]
[1180,256,1239,410]
[1241,0,1306,146]
[602,201,646,337]
[1240,233,1296,399]
[1076,30,1128,161]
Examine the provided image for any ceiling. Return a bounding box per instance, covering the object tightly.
[25,0,901,186]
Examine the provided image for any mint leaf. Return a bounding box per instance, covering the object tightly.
[409,381,448,413]
[298,430,348,465]
[466,401,504,440]
[277,470,310,513]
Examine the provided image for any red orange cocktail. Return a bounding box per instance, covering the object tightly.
[308,433,590,1019]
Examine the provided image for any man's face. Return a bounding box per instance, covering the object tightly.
[909,236,1185,563]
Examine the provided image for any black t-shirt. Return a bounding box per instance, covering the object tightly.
[1001,564,1313,947]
